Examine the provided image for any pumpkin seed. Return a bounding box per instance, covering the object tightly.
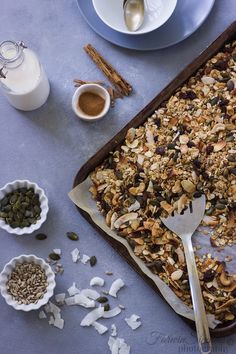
[215,203,226,210]
[10,195,17,204]
[226,134,234,142]
[0,188,42,229]
[209,96,219,106]
[48,253,61,261]
[90,256,97,267]
[36,233,47,240]
[0,196,9,207]
[103,303,110,311]
[66,231,79,241]
[205,207,214,215]
[96,296,108,303]
[228,155,236,162]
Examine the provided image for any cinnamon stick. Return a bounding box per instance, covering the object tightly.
[84,44,133,96]
[74,79,104,87]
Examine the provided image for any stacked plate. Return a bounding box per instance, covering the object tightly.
[77,0,215,50]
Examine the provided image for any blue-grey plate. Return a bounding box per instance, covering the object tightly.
[77,0,215,51]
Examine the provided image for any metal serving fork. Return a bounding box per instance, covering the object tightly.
[160,195,212,354]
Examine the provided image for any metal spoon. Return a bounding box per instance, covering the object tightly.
[123,0,145,32]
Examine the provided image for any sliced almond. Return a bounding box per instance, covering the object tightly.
[160,201,174,214]
[213,140,226,152]
[175,247,185,264]
[181,180,196,193]
[179,135,189,145]
[171,269,183,281]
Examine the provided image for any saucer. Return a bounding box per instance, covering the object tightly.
[77,0,215,50]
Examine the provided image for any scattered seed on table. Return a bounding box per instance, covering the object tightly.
[90,256,97,267]
[103,303,110,311]
[35,233,47,240]
[96,296,108,303]
[66,232,79,241]
[48,253,61,261]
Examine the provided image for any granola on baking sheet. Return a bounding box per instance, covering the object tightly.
[89,41,236,323]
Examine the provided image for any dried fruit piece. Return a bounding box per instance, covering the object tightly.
[203,269,216,282]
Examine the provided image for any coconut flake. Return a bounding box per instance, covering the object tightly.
[44,303,51,313]
[137,154,144,165]
[48,315,55,325]
[54,313,61,320]
[48,301,61,315]
[74,294,95,308]
[113,213,138,229]
[39,310,47,319]
[67,282,80,296]
[71,248,80,263]
[126,139,139,149]
[108,336,130,354]
[80,288,100,300]
[103,307,121,319]
[55,293,66,304]
[118,304,125,310]
[80,307,105,327]
[201,76,215,85]
[146,129,155,144]
[111,324,117,337]
[90,276,105,287]
[127,200,140,212]
[53,248,61,255]
[65,296,76,306]
[146,180,154,193]
[53,318,64,330]
[92,321,108,335]
[109,279,125,298]
[125,314,142,330]
[81,254,90,264]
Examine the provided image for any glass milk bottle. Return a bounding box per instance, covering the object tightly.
[0,40,50,111]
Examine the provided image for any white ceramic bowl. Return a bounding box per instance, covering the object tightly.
[0,180,49,235]
[0,254,56,311]
[92,0,178,35]
[72,84,111,121]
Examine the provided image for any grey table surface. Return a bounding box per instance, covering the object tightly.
[0,1,236,353]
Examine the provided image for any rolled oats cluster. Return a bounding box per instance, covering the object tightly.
[90,41,236,323]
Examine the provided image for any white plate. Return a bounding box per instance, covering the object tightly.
[92,0,177,35]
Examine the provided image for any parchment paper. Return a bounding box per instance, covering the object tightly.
[69,178,235,329]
